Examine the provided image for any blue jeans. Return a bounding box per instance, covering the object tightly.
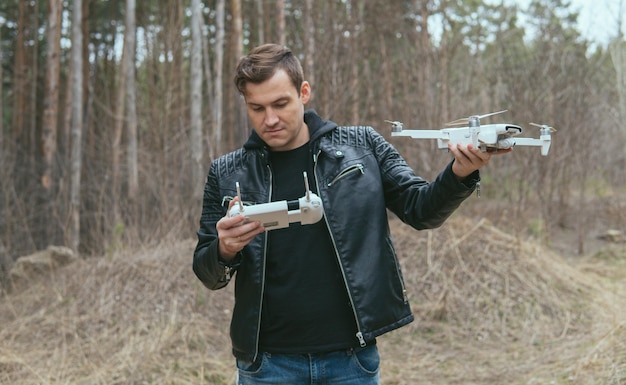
[236,345,381,385]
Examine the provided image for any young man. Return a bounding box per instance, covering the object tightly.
[193,43,510,385]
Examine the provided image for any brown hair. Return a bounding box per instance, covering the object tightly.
[234,44,304,96]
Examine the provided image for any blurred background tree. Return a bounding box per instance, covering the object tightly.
[0,0,624,278]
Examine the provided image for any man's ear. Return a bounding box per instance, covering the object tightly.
[300,81,311,104]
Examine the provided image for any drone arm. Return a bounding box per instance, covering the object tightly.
[391,130,447,140]
[512,137,551,156]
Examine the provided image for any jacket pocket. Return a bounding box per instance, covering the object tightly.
[327,163,365,187]
[386,237,408,304]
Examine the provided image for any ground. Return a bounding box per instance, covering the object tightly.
[0,212,625,384]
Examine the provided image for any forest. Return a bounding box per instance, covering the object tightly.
[0,0,625,273]
[1,1,626,384]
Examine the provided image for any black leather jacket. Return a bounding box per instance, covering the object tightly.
[193,110,479,361]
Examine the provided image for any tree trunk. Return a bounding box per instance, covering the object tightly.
[125,0,138,201]
[13,0,27,148]
[42,0,63,245]
[276,0,285,45]
[341,0,359,122]
[201,5,213,162]
[69,0,84,253]
[610,40,626,162]
[0,12,4,151]
[420,1,434,123]
[112,30,128,224]
[42,0,62,191]
[213,0,225,153]
[379,33,392,118]
[29,0,39,164]
[231,0,246,146]
[62,42,74,172]
[0,19,4,252]
[304,0,315,107]
[256,0,265,44]
[190,0,204,201]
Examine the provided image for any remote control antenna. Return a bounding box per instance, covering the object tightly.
[303,172,311,202]
[235,182,244,211]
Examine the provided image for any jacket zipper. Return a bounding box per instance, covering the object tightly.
[314,151,367,348]
[327,163,364,187]
[252,163,272,363]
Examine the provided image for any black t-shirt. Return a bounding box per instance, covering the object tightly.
[258,142,358,353]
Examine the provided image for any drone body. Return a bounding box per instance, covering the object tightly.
[387,111,554,156]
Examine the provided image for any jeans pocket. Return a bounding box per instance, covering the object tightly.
[352,345,380,375]
[236,354,264,375]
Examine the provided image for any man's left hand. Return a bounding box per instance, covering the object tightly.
[448,143,512,179]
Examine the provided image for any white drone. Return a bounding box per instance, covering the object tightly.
[387,110,555,156]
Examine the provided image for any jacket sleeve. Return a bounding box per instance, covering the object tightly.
[371,127,479,229]
[192,163,241,290]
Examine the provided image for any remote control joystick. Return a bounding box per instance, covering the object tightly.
[228,172,324,230]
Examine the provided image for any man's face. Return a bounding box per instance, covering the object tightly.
[243,69,311,152]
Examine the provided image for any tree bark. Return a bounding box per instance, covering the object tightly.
[112,28,128,224]
[69,0,84,253]
[42,0,63,190]
[276,0,285,45]
[213,0,225,153]
[201,4,214,162]
[610,40,625,163]
[0,10,4,151]
[29,0,39,163]
[256,0,265,44]
[190,0,204,201]
[41,0,63,245]
[124,0,138,201]
[13,0,27,148]
[304,0,315,107]
[231,0,246,146]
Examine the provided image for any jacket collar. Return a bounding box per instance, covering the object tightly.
[243,110,337,150]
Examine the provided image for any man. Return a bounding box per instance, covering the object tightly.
[193,43,510,385]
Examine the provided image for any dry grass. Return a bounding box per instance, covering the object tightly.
[1,216,625,384]
[380,216,626,384]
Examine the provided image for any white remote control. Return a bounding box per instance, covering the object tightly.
[228,172,324,230]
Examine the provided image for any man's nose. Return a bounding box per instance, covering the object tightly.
[264,108,279,126]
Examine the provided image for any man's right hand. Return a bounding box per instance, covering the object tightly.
[216,197,265,260]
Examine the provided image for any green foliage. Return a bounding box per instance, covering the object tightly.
[593,246,626,262]
[586,175,613,198]
[106,222,126,256]
[527,217,545,238]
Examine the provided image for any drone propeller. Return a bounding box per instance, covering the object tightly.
[529,122,557,133]
[446,110,508,126]
[385,120,404,132]
[384,120,402,127]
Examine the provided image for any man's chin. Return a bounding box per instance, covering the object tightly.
[263,132,279,140]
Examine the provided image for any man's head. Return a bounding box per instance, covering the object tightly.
[234,44,304,97]
[234,44,311,152]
